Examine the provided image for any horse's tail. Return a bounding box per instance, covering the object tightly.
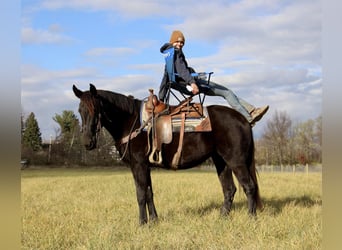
[249,135,263,210]
[250,156,263,210]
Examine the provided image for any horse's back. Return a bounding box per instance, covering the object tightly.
[207,105,254,161]
[207,105,252,135]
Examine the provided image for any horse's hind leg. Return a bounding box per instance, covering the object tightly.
[219,168,237,216]
[213,154,237,216]
[232,166,258,215]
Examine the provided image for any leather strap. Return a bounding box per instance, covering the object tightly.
[171,112,186,169]
[119,116,152,145]
[120,129,141,145]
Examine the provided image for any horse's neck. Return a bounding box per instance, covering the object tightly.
[99,93,141,142]
[102,108,140,143]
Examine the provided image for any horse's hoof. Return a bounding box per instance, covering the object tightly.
[149,217,159,225]
[220,207,231,216]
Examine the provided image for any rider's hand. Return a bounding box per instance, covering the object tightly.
[190,83,199,94]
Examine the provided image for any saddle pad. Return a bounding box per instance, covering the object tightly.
[172,116,211,132]
[140,102,151,126]
[140,102,212,132]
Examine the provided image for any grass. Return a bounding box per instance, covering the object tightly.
[21,168,322,249]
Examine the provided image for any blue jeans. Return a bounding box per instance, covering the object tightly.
[196,79,254,122]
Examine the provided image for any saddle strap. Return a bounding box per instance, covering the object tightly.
[120,116,152,145]
[169,97,192,116]
[171,112,186,169]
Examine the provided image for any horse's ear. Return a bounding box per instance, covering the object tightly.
[89,83,97,97]
[73,85,83,98]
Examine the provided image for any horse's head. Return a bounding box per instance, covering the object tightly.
[73,84,101,150]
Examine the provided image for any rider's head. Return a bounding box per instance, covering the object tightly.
[170,30,185,49]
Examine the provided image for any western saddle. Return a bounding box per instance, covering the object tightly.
[144,89,211,169]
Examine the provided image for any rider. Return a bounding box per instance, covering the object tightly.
[158,30,269,126]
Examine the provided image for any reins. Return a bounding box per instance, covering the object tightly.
[117,114,139,161]
[95,113,102,143]
[115,96,150,161]
[94,104,139,161]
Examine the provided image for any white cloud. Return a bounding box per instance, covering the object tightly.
[21,64,99,87]
[21,63,158,141]
[21,0,322,140]
[38,0,173,18]
[180,0,320,67]
[84,47,136,57]
[21,24,74,44]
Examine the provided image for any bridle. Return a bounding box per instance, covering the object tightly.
[80,95,103,146]
[94,112,102,144]
[86,94,150,160]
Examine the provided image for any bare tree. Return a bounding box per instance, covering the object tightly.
[292,119,315,164]
[256,112,322,166]
[287,115,322,165]
[262,110,292,165]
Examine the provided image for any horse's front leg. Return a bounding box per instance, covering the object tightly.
[146,167,158,222]
[134,181,148,225]
[131,164,158,224]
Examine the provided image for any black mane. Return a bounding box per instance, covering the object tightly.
[96,89,141,115]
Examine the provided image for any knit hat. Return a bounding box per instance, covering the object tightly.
[169,30,185,44]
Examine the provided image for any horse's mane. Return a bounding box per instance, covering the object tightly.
[96,89,140,114]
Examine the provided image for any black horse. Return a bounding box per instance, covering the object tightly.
[73,84,262,224]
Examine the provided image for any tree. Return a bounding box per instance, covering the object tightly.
[51,110,117,166]
[21,111,25,145]
[53,110,81,149]
[293,119,315,164]
[53,110,80,139]
[314,116,322,162]
[52,110,81,164]
[255,112,322,166]
[22,112,42,151]
[292,116,322,164]
[262,110,292,165]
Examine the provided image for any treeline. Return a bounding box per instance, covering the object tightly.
[21,111,120,167]
[21,110,321,167]
[255,110,321,166]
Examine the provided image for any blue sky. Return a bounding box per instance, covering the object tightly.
[21,0,321,141]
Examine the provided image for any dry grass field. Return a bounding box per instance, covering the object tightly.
[21,167,321,249]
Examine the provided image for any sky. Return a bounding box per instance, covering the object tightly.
[21,0,322,142]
